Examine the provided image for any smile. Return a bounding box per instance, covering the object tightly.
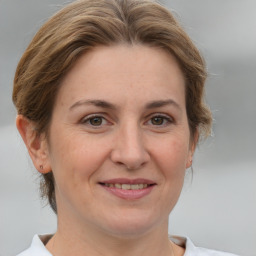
[99,179,156,200]
[102,183,150,190]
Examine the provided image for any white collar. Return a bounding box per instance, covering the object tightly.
[18,234,238,256]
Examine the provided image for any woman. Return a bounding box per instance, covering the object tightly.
[13,0,238,255]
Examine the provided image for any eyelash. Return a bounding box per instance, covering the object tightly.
[80,113,174,128]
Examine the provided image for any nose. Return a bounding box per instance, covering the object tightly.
[110,123,150,170]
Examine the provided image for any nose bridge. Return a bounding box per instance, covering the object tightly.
[122,121,143,154]
[111,119,149,169]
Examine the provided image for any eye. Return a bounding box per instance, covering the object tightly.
[81,115,109,127]
[151,116,165,125]
[89,116,103,126]
[147,114,174,127]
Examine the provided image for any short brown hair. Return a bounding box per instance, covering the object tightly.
[13,0,212,213]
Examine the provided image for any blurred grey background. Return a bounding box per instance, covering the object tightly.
[0,0,255,255]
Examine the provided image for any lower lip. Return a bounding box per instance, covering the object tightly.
[101,185,155,200]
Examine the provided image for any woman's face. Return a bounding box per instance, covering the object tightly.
[45,45,195,237]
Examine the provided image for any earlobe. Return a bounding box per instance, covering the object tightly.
[16,115,52,174]
[186,158,193,169]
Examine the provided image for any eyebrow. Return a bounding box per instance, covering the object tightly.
[145,99,181,111]
[69,99,116,111]
[69,99,181,111]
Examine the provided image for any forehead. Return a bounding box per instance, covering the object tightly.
[56,45,186,108]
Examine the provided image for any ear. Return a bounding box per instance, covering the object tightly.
[16,115,51,174]
[186,129,199,169]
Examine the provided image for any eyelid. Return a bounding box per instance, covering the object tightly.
[147,112,174,120]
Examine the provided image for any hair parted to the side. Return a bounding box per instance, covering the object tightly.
[13,0,212,214]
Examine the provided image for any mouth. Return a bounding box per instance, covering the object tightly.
[98,179,156,200]
[100,183,153,190]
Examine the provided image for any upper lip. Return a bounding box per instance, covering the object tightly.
[99,178,156,185]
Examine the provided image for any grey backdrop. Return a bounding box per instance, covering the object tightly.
[0,0,255,255]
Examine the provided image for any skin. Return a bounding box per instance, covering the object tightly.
[17,45,196,256]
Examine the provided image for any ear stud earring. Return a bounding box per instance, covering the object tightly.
[40,165,43,170]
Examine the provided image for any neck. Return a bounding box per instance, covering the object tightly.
[46,217,177,256]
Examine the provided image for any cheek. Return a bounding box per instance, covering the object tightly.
[152,136,190,178]
[150,137,189,214]
[48,129,110,186]
[149,136,189,196]
[48,131,112,210]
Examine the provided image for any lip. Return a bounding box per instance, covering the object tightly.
[98,178,156,200]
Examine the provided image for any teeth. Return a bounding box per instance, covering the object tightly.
[131,184,139,190]
[122,184,131,189]
[115,183,122,189]
[138,184,144,189]
[104,183,149,190]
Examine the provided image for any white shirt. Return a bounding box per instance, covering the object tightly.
[17,234,239,256]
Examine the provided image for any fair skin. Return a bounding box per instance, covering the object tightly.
[17,45,196,256]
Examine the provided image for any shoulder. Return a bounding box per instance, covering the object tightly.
[171,236,239,256]
[16,235,52,256]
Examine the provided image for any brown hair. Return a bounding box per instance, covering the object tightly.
[13,0,212,213]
